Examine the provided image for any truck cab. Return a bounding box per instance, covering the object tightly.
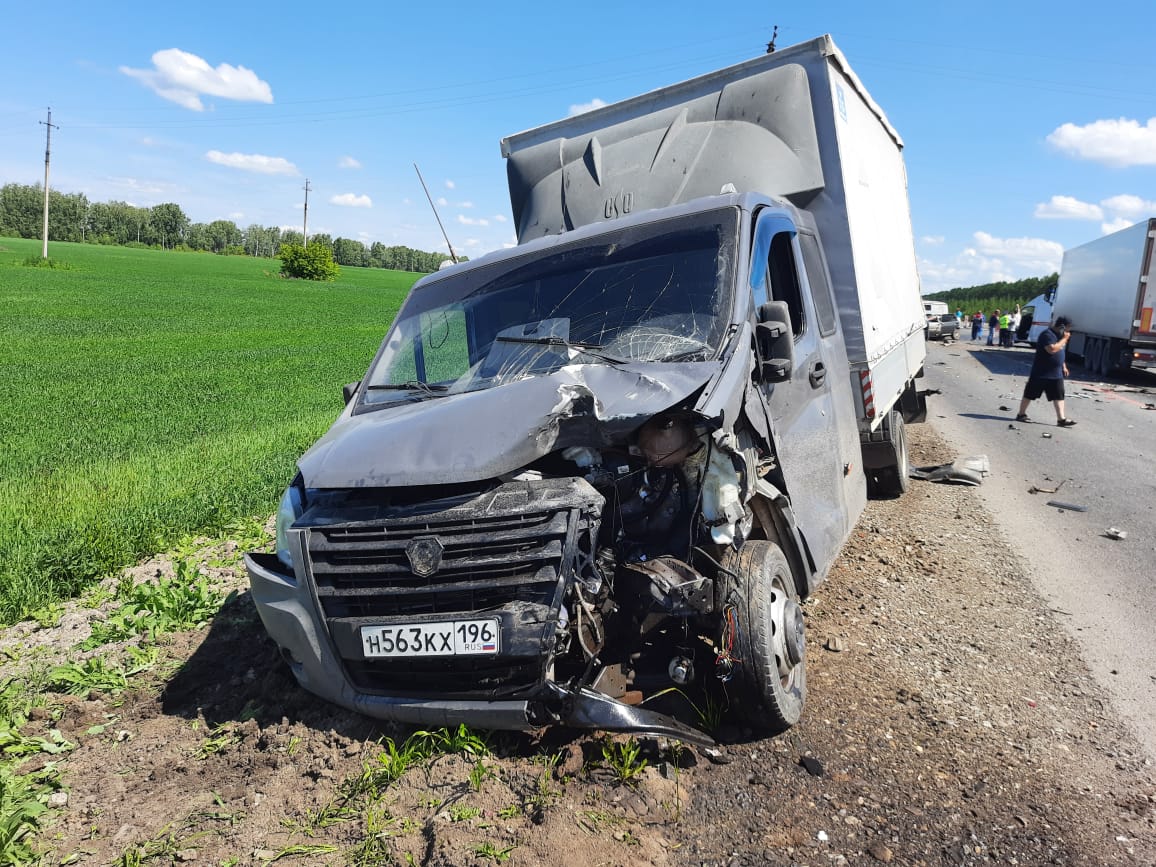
[245,35,926,745]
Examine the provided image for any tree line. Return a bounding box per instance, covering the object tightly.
[924,273,1058,315]
[0,181,459,272]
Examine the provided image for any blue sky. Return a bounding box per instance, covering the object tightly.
[2,1,1154,293]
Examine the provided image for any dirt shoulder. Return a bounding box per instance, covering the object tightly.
[4,423,1153,866]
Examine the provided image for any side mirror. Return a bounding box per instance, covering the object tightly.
[755,301,794,382]
[342,381,361,405]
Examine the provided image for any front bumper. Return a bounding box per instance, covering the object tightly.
[245,552,711,744]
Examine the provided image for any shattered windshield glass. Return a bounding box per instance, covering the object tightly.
[361,208,738,406]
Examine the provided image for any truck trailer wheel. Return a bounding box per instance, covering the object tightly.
[719,540,806,734]
[867,410,910,498]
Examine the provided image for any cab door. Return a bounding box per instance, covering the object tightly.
[750,210,853,580]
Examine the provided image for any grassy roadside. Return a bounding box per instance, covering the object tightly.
[0,237,418,623]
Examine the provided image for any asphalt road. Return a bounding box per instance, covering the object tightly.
[921,334,1156,762]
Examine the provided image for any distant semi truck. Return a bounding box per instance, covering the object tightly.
[1053,219,1156,376]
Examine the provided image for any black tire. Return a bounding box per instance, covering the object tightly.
[1085,337,1101,375]
[1100,339,1115,377]
[719,541,806,734]
[867,410,910,498]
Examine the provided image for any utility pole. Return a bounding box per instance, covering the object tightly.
[302,179,311,248]
[39,108,59,259]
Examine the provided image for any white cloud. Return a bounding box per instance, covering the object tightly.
[1102,217,1135,234]
[1047,117,1156,167]
[205,151,298,175]
[229,211,245,220]
[457,200,474,209]
[121,48,273,111]
[1033,195,1103,221]
[569,98,607,116]
[338,156,362,169]
[920,235,944,246]
[457,214,490,227]
[330,193,372,208]
[106,176,176,195]
[493,214,508,223]
[445,179,456,190]
[1100,194,1156,220]
[917,231,1063,293]
[436,197,448,206]
[971,232,1063,273]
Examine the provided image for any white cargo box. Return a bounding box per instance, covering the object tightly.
[501,35,926,378]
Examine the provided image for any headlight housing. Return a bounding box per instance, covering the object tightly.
[274,481,305,570]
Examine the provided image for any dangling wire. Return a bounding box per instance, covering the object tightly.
[715,603,744,681]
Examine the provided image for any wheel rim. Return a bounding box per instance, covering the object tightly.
[769,576,805,683]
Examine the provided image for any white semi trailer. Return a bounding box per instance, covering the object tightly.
[1054,219,1156,376]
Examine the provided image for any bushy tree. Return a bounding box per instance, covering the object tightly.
[279,242,340,281]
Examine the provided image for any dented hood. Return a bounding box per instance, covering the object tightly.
[298,362,719,488]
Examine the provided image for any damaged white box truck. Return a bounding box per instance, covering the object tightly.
[245,35,928,745]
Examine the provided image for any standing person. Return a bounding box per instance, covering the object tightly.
[1016,316,1076,426]
[999,309,1011,347]
[987,309,1000,346]
[971,311,982,341]
[1010,305,1022,344]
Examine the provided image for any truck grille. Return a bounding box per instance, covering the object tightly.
[309,510,566,618]
[302,478,602,697]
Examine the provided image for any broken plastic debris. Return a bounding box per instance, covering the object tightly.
[1028,480,1065,495]
[1105,527,1127,540]
[1046,501,1087,512]
[700,747,732,765]
[908,455,988,486]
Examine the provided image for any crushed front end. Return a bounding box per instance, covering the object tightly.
[246,202,809,744]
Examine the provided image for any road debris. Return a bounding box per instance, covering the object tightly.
[1029,480,1066,495]
[799,755,824,777]
[909,455,988,485]
[1047,500,1088,512]
[1105,527,1128,540]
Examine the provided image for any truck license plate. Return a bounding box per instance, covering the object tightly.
[360,619,500,658]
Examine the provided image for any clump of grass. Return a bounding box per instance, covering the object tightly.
[473,841,515,863]
[0,678,69,867]
[20,256,73,270]
[0,763,60,866]
[598,737,649,787]
[81,561,226,649]
[48,645,157,696]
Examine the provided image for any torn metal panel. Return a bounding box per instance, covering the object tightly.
[299,363,717,489]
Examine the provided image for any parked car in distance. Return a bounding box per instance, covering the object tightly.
[926,313,960,340]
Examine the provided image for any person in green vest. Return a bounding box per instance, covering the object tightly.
[999,310,1011,347]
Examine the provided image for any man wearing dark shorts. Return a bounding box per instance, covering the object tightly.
[1016,316,1076,427]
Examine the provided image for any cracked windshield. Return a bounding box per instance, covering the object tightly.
[361,211,738,406]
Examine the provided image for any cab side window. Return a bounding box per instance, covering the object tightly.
[750,214,806,339]
[799,232,838,337]
[767,232,805,337]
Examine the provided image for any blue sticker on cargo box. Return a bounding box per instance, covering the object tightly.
[836,84,847,121]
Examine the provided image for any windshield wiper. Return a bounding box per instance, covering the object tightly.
[365,380,450,395]
[655,347,710,363]
[494,335,626,365]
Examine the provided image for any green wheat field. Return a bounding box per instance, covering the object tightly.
[0,237,418,624]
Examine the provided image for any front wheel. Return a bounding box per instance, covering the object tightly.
[719,540,806,734]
